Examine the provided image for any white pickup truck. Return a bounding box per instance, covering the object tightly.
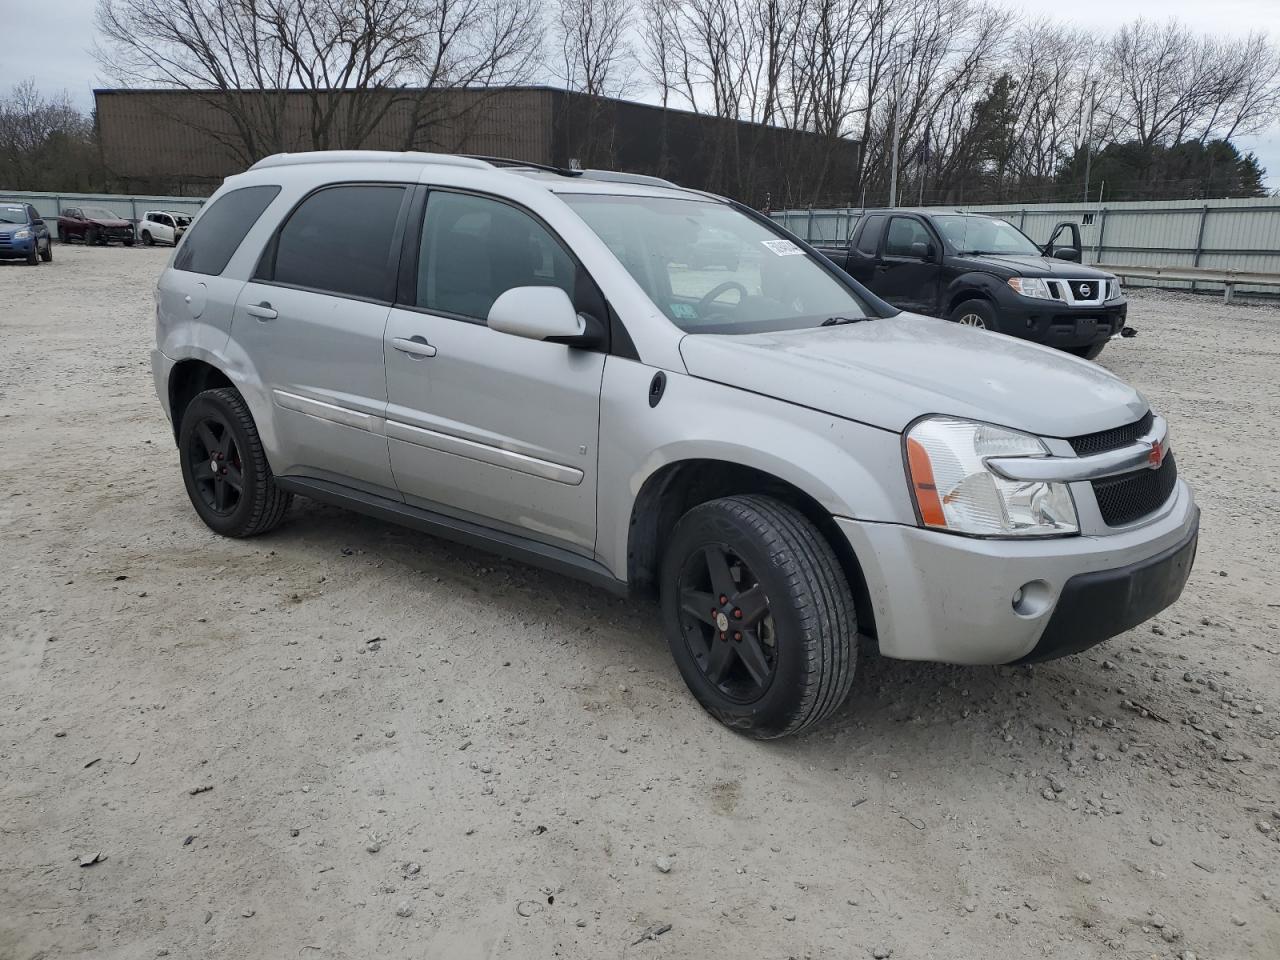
[138,210,193,246]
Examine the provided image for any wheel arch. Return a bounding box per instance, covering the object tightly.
[168,358,234,441]
[944,274,1003,317]
[626,458,877,642]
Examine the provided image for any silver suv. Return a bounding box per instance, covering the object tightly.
[152,152,1198,738]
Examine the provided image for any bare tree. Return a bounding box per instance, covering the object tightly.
[552,0,633,97]
[94,0,543,164]
[0,81,98,190]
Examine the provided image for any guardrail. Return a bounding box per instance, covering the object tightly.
[1098,264,1280,304]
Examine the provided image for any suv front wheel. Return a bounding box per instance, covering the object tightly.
[660,495,858,739]
[178,387,292,537]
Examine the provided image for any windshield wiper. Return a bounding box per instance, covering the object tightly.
[820,315,872,326]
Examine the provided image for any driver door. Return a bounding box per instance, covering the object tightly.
[875,215,942,314]
[383,188,608,554]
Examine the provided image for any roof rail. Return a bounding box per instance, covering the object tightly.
[249,150,491,171]
[580,169,680,189]
[462,155,582,177]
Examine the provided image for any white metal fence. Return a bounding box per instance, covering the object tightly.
[771,197,1280,296]
[0,190,207,228]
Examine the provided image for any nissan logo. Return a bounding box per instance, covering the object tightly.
[1078,283,1091,297]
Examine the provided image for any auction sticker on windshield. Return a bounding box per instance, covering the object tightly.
[761,239,805,256]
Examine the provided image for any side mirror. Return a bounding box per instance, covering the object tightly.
[32,218,44,227]
[1051,246,1081,262]
[909,240,933,260]
[487,286,586,342]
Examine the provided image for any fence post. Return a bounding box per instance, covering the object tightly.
[1019,208,1026,230]
[1191,204,1209,295]
[806,205,814,242]
[1093,209,1107,265]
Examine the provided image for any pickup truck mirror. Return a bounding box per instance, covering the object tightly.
[487,286,587,343]
[1043,221,1082,260]
[909,240,935,260]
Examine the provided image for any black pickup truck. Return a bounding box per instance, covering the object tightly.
[813,210,1126,359]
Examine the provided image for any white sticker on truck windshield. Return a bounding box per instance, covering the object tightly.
[761,239,804,256]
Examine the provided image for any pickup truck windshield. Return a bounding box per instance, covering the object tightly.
[933,215,1042,257]
[562,194,871,334]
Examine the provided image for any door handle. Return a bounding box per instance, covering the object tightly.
[392,336,437,359]
[246,302,277,320]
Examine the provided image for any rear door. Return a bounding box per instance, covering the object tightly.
[232,183,411,494]
[382,188,607,553]
[842,214,884,287]
[874,215,943,314]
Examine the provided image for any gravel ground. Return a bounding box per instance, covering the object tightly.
[1,244,1278,960]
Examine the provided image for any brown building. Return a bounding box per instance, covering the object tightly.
[94,86,860,207]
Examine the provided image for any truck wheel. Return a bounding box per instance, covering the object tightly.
[123,238,135,247]
[86,228,100,245]
[1068,342,1106,361]
[178,387,292,538]
[949,299,997,331]
[57,227,65,243]
[141,230,154,246]
[660,495,858,739]
[40,239,52,262]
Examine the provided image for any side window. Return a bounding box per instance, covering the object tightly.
[65,208,81,219]
[266,185,405,301]
[174,185,281,277]
[855,215,884,255]
[417,191,575,321]
[884,217,932,258]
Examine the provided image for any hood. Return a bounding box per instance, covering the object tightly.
[955,253,1114,280]
[0,222,28,235]
[87,216,132,227]
[678,314,1147,437]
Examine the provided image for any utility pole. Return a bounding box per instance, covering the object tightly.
[1081,78,1097,205]
[888,54,902,208]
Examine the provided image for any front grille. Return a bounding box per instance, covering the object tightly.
[1092,452,1178,526]
[1070,280,1100,300]
[1068,411,1154,456]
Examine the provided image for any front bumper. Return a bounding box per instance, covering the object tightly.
[836,480,1198,664]
[0,236,37,258]
[1000,299,1127,347]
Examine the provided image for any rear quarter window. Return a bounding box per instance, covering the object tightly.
[174,185,281,276]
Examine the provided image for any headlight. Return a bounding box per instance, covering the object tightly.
[905,417,1078,537]
[1107,278,1122,299]
[13,228,31,240]
[1007,277,1055,300]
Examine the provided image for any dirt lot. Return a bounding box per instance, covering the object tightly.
[1,243,1278,960]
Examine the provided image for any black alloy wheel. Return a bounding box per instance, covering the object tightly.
[187,413,245,517]
[676,544,778,703]
[660,495,858,738]
[178,387,292,537]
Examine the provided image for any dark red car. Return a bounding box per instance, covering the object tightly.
[57,206,136,246]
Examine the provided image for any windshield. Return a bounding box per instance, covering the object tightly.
[933,215,1042,257]
[0,205,27,224]
[562,194,872,334]
[82,206,122,220]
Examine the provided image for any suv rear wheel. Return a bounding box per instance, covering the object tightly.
[178,387,292,537]
[660,495,858,739]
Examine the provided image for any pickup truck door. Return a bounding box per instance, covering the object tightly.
[873,215,943,315]
[841,214,884,286]
[382,187,605,554]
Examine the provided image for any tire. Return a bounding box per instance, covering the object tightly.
[178,387,292,538]
[86,228,100,245]
[123,238,135,247]
[948,298,998,331]
[40,239,52,262]
[56,227,65,243]
[1068,342,1106,361]
[659,494,858,739]
[25,243,39,266]
[141,230,154,246]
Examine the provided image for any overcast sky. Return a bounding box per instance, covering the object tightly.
[2,0,1276,189]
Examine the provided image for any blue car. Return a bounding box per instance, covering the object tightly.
[0,202,53,265]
